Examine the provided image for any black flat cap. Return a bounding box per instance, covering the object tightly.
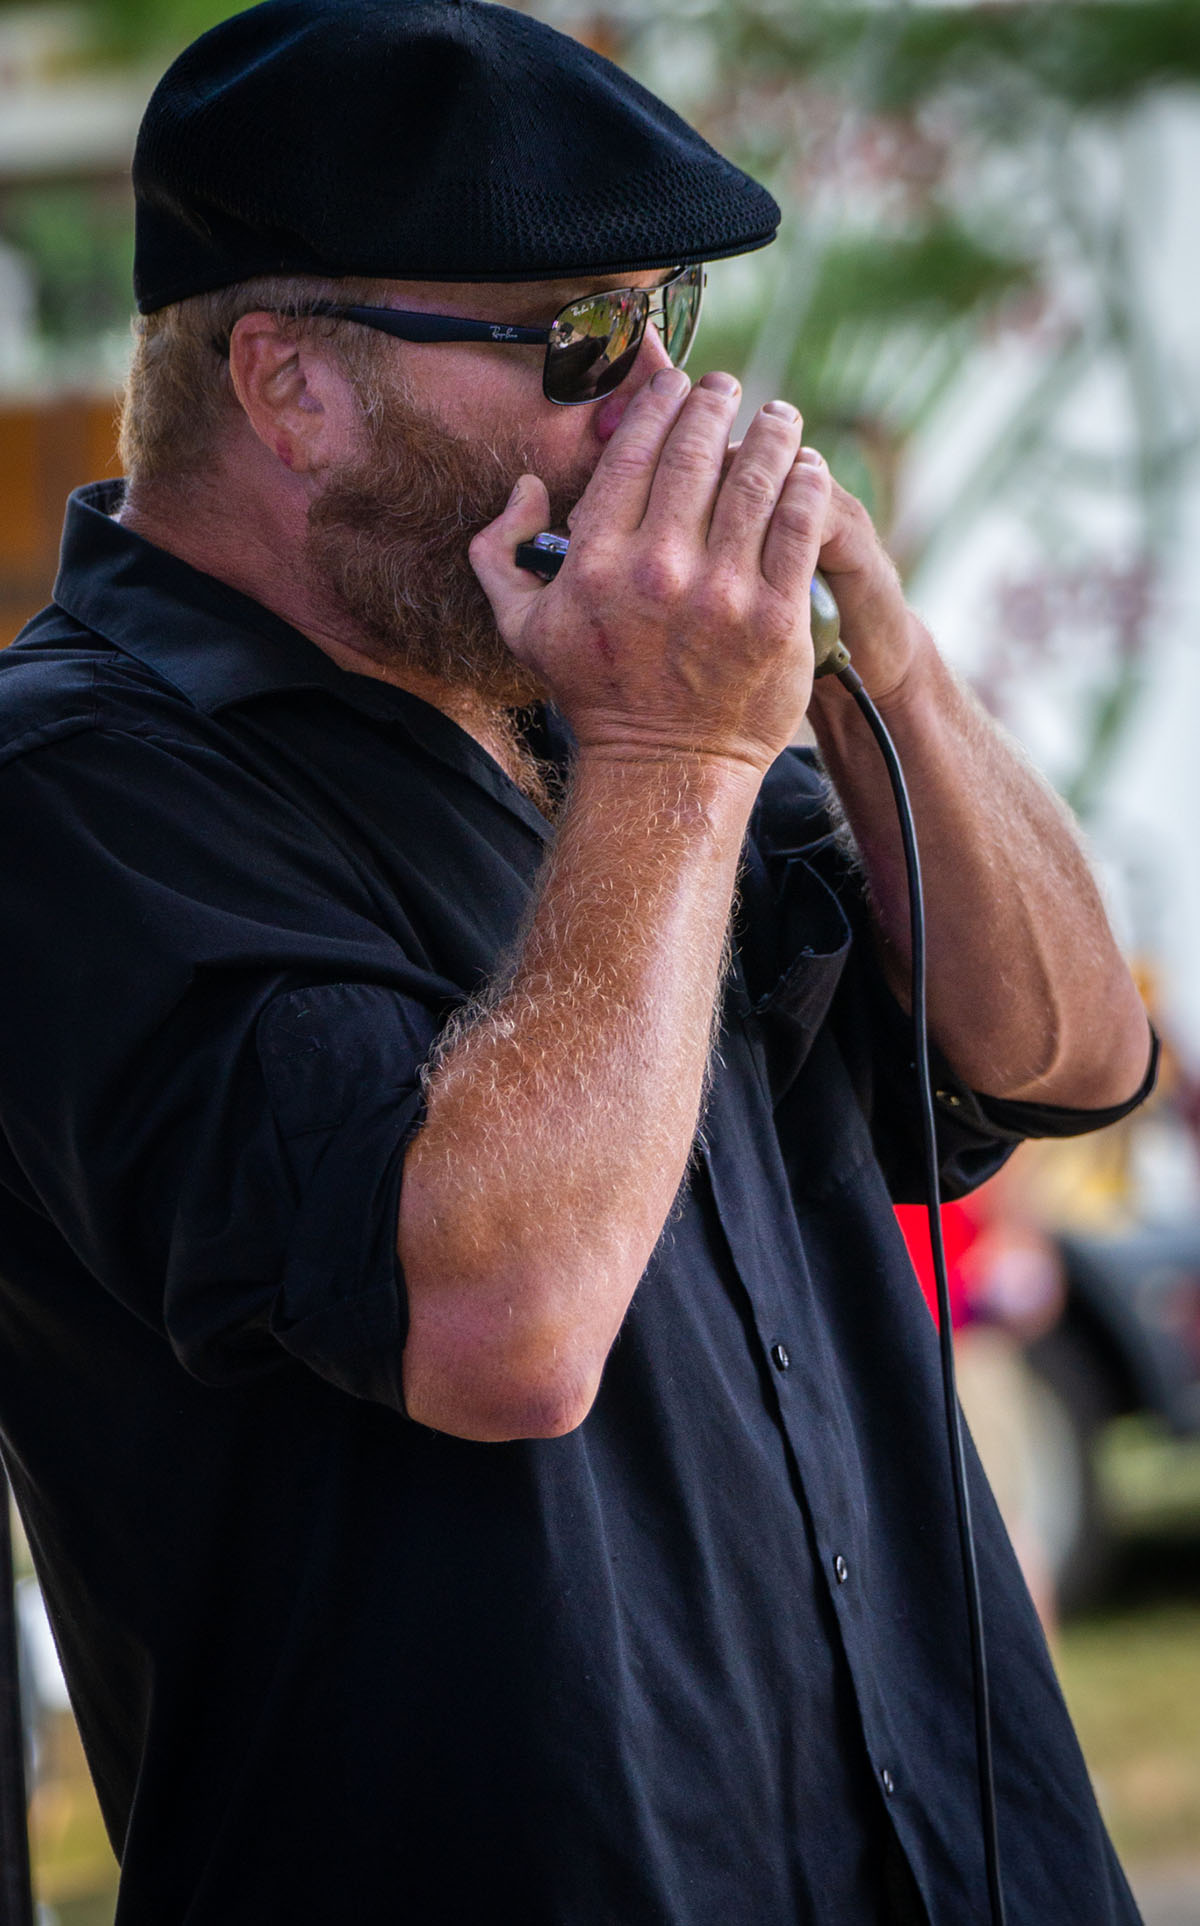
[132,0,780,312]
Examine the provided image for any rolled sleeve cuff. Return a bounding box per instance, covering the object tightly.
[953,1025,1161,1142]
[257,981,439,1410]
[915,1027,1161,1202]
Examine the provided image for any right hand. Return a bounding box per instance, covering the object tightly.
[469,369,832,777]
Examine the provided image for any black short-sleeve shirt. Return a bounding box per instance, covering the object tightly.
[0,486,1151,1925]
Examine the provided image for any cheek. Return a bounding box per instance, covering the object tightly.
[528,426,603,521]
[538,407,600,475]
[420,347,545,432]
[489,402,601,509]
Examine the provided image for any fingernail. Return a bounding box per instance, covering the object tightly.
[507,475,527,505]
[797,446,824,466]
[699,371,740,396]
[652,367,691,397]
[762,399,800,422]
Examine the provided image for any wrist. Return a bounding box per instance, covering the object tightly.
[571,736,766,799]
[568,713,788,781]
[809,613,944,752]
[566,741,763,850]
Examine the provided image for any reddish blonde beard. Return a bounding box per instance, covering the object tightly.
[305,383,587,711]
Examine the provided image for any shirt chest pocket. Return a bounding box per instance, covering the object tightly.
[769,1023,882,1202]
[727,851,879,1200]
[736,850,852,1096]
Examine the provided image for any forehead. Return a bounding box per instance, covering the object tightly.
[376,267,677,317]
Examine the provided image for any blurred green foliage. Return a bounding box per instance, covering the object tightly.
[64,0,240,62]
[595,0,1200,807]
[719,1,1200,116]
[804,228,1031,332]
[616,0,1200,521]
[3,184,132,344]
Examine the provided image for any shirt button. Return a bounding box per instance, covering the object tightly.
[881,1767,896,1796]
[834,1554,849,1584]
[770,1342,791,1372]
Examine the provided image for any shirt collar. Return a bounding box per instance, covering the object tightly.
[51,481,558,839]
[54,480,427,723]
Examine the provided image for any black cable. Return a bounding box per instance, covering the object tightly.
[836,662,1008,1926]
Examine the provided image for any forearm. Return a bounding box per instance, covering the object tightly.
[397,367,830,1439]
[808,619,1151,1106]
[399,750,757,1441]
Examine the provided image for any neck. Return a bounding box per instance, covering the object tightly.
[117,474,549,805]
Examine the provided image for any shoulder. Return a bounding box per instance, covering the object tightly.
[0,607,210,772]
[0,609,101,763]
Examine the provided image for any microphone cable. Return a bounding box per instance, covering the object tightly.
[836,659,1008,1926]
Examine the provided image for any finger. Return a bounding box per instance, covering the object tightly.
[567,366,692,540]
[706,400,805,564]
[810,475,885,580]
[468,473,553,642]
[758,448,833,601]
[636,370,743,539]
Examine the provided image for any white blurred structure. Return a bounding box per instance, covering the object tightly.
[910,96,1200,1072]
[0,8,146,184]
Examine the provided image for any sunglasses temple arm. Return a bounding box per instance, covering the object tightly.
[306,303,549,347]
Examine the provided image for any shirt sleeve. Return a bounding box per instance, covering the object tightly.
[746,746,1158,1203]
[839,951,1159,1201]
[0,722,458,1412]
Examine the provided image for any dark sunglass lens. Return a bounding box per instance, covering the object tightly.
[546,288,649,403]
[584,336,644,401]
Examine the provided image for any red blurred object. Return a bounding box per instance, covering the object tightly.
[895,1200,976,1331]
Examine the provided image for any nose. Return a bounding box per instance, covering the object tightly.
[591,319,676,445]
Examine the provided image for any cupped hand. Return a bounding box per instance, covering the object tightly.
[708,437,923,704]
[469,368,832,777]
[809,476,923,703]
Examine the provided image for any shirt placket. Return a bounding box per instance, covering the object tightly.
[700,1000,933,1899]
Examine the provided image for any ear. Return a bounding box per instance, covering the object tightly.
[227,311,357,476]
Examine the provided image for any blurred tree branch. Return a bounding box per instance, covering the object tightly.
[554,0,1200,814]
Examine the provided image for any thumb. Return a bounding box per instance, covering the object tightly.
[469,473,554,644]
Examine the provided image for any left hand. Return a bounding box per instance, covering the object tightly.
[810,472,924,704]
[699,445,924,706]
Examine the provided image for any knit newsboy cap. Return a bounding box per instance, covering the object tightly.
[132,0,781,312]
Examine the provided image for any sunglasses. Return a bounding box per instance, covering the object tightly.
[300,263,706,407]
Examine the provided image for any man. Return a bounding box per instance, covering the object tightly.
[0,2,1154,1921]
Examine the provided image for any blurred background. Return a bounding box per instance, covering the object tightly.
[1,0,1199,1920]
